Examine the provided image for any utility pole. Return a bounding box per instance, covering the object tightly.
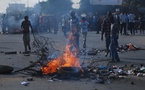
[27,0,29,7]
[26,0,29,15]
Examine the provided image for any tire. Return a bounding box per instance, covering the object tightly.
[0,65,14,74]
[58,67,82,79]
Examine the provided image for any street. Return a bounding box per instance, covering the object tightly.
[0,31,145,90]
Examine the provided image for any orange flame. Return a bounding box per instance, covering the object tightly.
[41,32,81,74]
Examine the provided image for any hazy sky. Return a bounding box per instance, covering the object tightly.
[0,0,47,13]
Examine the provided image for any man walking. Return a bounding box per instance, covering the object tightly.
[21,16,33,52]
[79,17,89,48]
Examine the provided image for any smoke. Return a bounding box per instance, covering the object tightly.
[5,14,24,33]
[71,0,81,9]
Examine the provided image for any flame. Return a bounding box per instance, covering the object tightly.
[41,32,81,74]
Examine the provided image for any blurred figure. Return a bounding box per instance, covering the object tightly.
[94,12,99,34]
[21,16,33,52]
[110,16,120,62]
[79,17,89,48]
[30,14,39,33]
[92,14,98,33]
[101,11,112,57]
[139,14,145,34]
[119,11,128,35]
[53,15,59,34]
[1,14,7,34]
[128,12,136,35]
[68,10,80,57]
[61,15,68,37]
[48,17,54,33]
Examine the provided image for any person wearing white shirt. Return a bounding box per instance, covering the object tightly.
[120,11,128,35]
[79,17,89,48]
[128,12,136,35]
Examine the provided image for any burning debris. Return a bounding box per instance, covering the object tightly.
[79,43,144,57]
[13,33,82,78]
[11,33,145,84]
[119,43,143,52]
[41,44,81,75]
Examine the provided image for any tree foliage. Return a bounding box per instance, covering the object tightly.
[35,0,145,15]
[122,0,145,14]
[39,0,72,15]
[123,0,145,7]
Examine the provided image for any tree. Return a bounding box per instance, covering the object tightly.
[123,0,145,7]
[122,0,145,14]
[79,0,119,15]
[39,0,72,15]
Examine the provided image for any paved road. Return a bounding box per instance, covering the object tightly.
[0,31,145,90]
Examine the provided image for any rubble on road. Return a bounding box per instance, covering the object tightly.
[1,34,145,85]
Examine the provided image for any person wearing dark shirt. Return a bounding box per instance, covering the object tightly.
[101,11,112,56]
[68,10,80,57]
[21,16,33,52]
[110,16,120,62]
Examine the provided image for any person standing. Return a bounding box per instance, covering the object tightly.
[128,12,136,35]
[139,14,145,34]
[119,11,128,35]
[92,15,97,31]
[110,16,120,62]
[68,10,80,57]
[79,17,89,48]
[21,16,33,52]
[61,15,68,37]
[1,14,7,34]
[101,11,112,57]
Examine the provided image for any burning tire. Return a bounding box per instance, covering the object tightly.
[0,65,14,74]
[58,67,82,79]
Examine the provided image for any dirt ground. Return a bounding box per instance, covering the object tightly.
[0,31,145,90]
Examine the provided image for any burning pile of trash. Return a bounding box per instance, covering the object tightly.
[119,43,142,52]
[14,45,145,83]
[13,34,145,83]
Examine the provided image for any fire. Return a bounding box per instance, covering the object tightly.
[41,57,63,74]
[41,33,81,74]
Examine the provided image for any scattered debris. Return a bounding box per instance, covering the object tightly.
[131,81,135,85]
[119,43,143,52]
[27,77,34,81]
[5,51,18,55]
[21,81,30,86]
[10,35,145,84]
[87,48,98,55]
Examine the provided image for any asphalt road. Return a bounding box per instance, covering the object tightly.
[0,31,145,90]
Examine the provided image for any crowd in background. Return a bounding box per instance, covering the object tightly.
[0,10,145,61]
[0,10,145,35]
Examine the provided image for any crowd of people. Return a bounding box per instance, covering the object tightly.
[1,10,144,35]
[1,10,145,62]
[60,10,145,62]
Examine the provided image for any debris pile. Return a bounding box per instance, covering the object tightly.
[119,43,142,52]
[1,34,145,85]
[82,63,145,84]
